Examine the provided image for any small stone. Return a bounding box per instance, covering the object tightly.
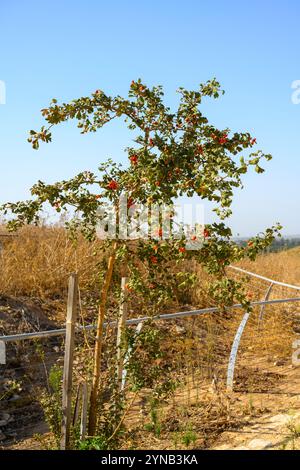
[213,444,231,450]
[248,438,273,450]
[0,412,10,426]
[53,346,60,353]
[9,394,20,402]
[269,414,291,425]
[274,360,285,367]
[175,325,186,335]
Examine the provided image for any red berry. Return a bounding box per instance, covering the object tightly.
[219,134,228,144]
[157,228,163,237]
[191,235,197,241]
[107,180,118,190]
[130,154,138,165]
[195,145,204,155]
[149,138,154,146]
[127,197,135,209]
[203,228,210,238]
[179,247,186,253]
[150,255,158,264]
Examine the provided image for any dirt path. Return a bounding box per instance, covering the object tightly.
[211,362,300,450]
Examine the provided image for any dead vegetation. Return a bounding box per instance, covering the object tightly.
[0,226,300,449]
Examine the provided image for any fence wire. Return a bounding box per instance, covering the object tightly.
[0,272,300,449]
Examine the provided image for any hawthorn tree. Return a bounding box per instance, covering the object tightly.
[1,79,281,435]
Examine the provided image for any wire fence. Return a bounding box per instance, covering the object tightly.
[0,336,64,444]
[0,266,300,449]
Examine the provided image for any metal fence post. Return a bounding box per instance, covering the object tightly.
[80,382,89,440]
[116,277,128,391]
[60,273,78,450]
[259,282,274,322]
[0,341,6,365]
[121,321,143,391]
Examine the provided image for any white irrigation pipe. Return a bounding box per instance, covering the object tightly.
[225,265,300,390]
[227,312,251,391]
[228,265,300,291]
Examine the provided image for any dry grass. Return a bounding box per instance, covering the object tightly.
[0,225,298,368]
[0,225,299,325]
[236,247,300,288]
[1,226,300,449]
[0,225,102,300]
[0,226,212,325]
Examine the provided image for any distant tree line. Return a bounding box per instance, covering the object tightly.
[238,237,300,253]
[268,237,300,252]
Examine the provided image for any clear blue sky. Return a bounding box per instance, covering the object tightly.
[0,0,299,236]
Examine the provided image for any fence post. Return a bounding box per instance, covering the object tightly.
[60,273,78,450]
[0,341,6,365]
[116,277,128,391]
[121,321,143,391]
[259,282,274,322]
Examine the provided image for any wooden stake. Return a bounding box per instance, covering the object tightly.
[88,241,118,435]
[60,273,78,450]
[116,277,128,391]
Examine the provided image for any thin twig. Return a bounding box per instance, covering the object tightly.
[107,390,139,443]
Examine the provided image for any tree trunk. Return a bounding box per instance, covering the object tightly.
[88,241,118,435]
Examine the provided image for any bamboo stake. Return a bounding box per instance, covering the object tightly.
[116,277,128,391]
[88,241,118,435]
